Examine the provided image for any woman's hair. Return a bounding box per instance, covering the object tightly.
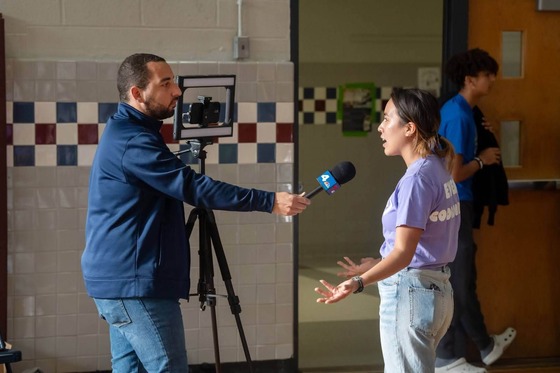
[445,48,499,88]
[390,87,455,170]
[117,53,167,102]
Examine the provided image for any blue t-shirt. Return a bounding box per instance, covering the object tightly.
[439,94,477,201]
[379,155,460,269]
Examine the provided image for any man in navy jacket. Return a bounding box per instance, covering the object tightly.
[81,53,309,373]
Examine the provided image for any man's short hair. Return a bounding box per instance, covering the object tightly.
[117,53,166,102]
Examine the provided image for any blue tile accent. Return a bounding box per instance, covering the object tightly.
[57,145,78,166]
[13,102,35,123]
[257,143,275,163]
[326,112,337,124]
[257,102,275,123]
[326,87,337,99]
[218,144,238,164]
[13,145,35,166]
[303,113,314,124]
[303,88,314,99]
[98,103,118,123]
[219,102,238,123]
[56,102,77,123]
[374,109,381,123]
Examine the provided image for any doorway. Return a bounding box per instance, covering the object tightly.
[467,0,560,360]
[296,1,443,371]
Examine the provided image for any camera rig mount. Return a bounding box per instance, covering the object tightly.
[173,75,236,141]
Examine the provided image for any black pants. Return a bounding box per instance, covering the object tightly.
[436,201,492,360]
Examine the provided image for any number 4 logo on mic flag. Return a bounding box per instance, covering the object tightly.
[317,171,340,195]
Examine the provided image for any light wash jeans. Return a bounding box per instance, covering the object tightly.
[378,267,453,373]
[94,298,189,373]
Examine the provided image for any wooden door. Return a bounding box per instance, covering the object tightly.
[468,0,560,359]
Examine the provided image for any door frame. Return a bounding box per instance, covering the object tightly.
[1,13,8,338]
[291,0,469,367]
[441,0,469,101]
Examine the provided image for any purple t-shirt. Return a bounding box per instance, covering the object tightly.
[379,155,460,268]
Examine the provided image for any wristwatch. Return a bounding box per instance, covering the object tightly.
[352,276,364,294]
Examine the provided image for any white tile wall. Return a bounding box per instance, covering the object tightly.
[3,1,296,371]
[7,161,295,371]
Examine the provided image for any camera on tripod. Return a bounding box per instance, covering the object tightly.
[187,96,221,126]
[173,75,236,141]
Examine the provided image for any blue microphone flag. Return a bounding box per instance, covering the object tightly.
[316,170,340,195]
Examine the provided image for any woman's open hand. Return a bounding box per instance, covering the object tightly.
[315,279,354,304]
[336,256,380,278]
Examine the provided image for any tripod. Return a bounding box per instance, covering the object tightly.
[182,139,254,373]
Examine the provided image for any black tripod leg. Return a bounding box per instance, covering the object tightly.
[200,211,222,371]
[205,210,254,373]
[182,143,253,372]
[186,209,213,310]
[187,208,222,371]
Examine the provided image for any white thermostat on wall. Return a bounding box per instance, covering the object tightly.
[417,67,441,97]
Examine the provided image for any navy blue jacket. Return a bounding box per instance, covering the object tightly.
[82,103,274,299]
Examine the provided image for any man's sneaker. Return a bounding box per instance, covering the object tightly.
[482,327,517,365]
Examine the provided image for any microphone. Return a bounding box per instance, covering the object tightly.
[306,161,356,199]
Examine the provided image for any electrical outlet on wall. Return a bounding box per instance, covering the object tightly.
[233,36,250,59]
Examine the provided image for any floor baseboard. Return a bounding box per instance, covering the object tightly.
[189,358,296,373]
[298,357,560,373]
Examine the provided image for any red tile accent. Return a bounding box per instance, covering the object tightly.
[78,124,99,144]
[160,124,178,144]
[314,100,326,111]
[6,124,13,145]
[276,123,293,143]
[35,123,57,144]
[238,123,257,143]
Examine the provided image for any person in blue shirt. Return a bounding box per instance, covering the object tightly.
[315,88,460,372]
[81,53,310,373]
[435,48,516,373]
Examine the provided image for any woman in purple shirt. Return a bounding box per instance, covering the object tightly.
[315,88,460,372]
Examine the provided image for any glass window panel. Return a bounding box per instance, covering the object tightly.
[502,31,523,77]
[501,120,521,167]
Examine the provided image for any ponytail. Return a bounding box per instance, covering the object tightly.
[433,135,455,172]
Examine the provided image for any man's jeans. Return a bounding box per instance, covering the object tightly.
[378,267,453,373]
[94,298,188,373]
[436,201,492,362]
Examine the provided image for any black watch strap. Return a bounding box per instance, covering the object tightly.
[352,276,364,294]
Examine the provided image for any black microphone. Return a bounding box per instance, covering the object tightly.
[306,161,356,199]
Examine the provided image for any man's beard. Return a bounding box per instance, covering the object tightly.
[144,99,176,120]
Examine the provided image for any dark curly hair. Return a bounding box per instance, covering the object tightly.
[445,48,499,88]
